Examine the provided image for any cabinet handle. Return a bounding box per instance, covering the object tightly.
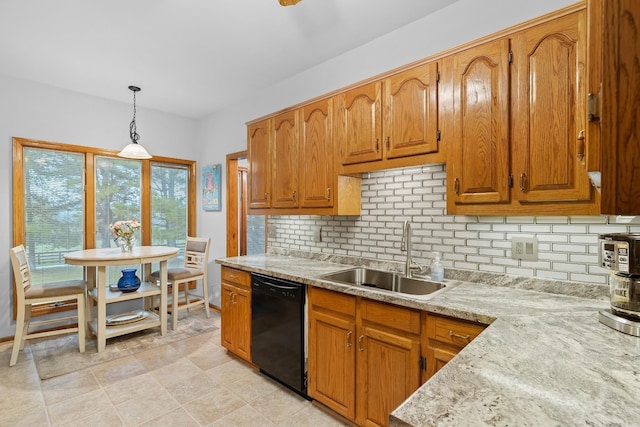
[326,187,332,201]
[358,335,365,352]
[231,292,236,304]
[375,138,379,151]
[576,130,585,163]
[292,191,297,203]
[454,178,460,195]
[519,173,527,192]
[449,330,471,341]
[264,192,269,200]
[385,136,390,150]
[346,331,353,348]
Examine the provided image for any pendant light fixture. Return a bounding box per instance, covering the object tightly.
[278,0,302,6]
[118,85,152,159]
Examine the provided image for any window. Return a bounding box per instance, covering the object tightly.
[22,147,85,285]
[12,137,196,317]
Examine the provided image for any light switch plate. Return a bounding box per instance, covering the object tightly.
[512,236,538,261]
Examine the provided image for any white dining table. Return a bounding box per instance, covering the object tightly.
[64,246,179,352]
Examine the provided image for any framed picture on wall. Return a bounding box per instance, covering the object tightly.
[202,164,221,211]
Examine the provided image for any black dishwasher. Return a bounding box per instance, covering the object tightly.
[251,273,307,397]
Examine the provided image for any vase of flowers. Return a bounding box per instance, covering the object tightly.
[109,219,141,252]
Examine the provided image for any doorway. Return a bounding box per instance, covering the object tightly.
[226,151,265,256]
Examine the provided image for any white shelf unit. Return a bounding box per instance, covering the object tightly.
[87,281,161,339]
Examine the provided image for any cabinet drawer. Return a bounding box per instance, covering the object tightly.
[361,298,420,335]
[309,287,356,318]
[221,267,251,288]
[432,314,485,348]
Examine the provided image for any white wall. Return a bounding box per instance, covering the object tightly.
[196,0,577,306]
[0,75,197,339]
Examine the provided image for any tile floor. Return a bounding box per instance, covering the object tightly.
[0,312,351,426]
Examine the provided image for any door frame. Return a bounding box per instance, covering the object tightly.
[226,151,246,257]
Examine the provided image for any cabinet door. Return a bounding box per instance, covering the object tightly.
[220,283,251,362]
[272,110,299,208]
[600,0,640,214]
[335,81,383,165]
[220,283,236,352]
[449,38,511,206]
[233,285,251,361]
[356,326,421,427]
[512,11,592,203]
[300,99,334,208]
[247,119,271,209]
[383,62,439,159]
[308,310,356,421]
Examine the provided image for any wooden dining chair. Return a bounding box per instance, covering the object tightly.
[149,236,211,330]
[8,245,86,367]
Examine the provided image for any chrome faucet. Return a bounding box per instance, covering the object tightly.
[401,220,423,278]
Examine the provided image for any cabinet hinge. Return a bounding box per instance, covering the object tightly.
[436,130,441,142]
[508,51,513,63]
[436,71,440,83]
[508,174,514,188]
[588,90,601,122]
[419,356,427,371]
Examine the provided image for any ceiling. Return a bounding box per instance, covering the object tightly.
[0,0,458,119]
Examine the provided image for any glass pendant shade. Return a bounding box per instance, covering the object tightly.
[118,142,152,159]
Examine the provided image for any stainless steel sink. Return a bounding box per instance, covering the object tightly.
[320,267,446,296]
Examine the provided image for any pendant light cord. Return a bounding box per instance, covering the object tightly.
[129,87,140,144]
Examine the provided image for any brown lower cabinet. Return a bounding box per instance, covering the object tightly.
[307,287,421,427]
[220,267,252,362]
[422,312,486,383]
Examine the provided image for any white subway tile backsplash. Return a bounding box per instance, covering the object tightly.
[267,164,636,286]
[534,269,568,281]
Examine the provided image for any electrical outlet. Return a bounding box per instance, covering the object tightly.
[267,224,277,238]
[511,236,538,261]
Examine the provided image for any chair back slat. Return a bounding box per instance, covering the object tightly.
[9,245,32,298]
[183,237,210,270]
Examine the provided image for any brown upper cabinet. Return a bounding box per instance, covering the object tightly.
[511,12,592,206]
[248,2,640,216]
[335,62,440,173]
[444,38,511,207]
[300,99,334,209]
[446,8,597,215]
[247,119,271,210]
[271,110,299,209]
[588,0,640,215]
[247,102,361,215]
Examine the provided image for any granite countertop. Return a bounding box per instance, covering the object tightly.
[216,253,640,426]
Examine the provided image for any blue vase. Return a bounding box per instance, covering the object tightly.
[117,268,141,292]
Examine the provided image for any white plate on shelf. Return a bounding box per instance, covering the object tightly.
[106,311,148,326]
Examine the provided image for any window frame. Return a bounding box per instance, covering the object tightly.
[12,137,196,318]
